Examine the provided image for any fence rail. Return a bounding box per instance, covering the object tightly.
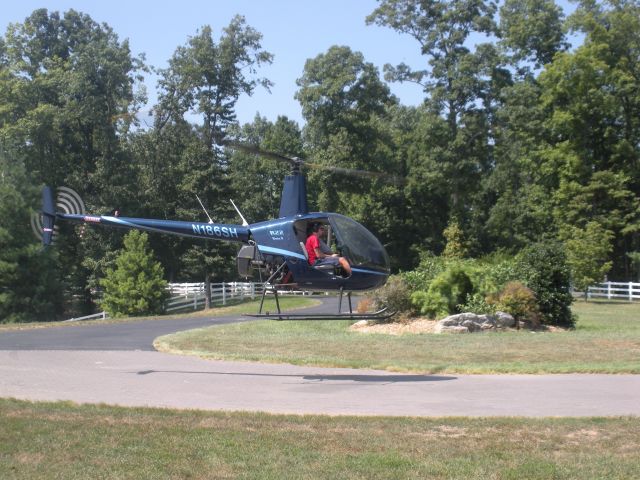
[586,281,640,301]
[166,282,310,313]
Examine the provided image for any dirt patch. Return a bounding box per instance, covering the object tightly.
[349,318,570,335]
[349,318,438,335]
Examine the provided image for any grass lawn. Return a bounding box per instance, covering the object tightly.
[155,300,640,374]
[0,297,319,331]
[1,399,638,480]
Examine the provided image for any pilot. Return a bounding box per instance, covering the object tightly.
[305,223,352,276]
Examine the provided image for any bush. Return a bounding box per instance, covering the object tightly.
[411,265,474,318]
[401,252,446,291]
[516,241,575,327]
[371,275,414,314]
[469,253,521,298]
[495,281,540,325]
[458,292,497,315]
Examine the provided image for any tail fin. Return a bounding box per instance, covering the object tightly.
[41,186,56,246]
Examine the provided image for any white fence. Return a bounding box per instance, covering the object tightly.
[166,282,262,312]
[62,282,309,320]
[586,281,640,301]
[166,282,310,312]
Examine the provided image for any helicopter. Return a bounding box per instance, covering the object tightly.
[35,141,396,320]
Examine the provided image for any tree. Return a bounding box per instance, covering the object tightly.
[367,0,511,251]
[100,231,169,317]
[564,222,614,297]
[295,46,414,267]
[499,0,568,70]
[366,0,498,134]
[155,17,273,303]
[228,115,301,223]
[537,1,640,277]
[442,219,468,259]
[0,9,146,315]
[0,148,63,323]
[156,17,273,147]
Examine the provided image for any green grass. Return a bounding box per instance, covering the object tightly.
[0,297,319,331]
[155,300,640,374]
[1,399,638,480]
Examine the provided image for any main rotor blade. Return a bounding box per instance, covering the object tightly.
[221,139,404,185]
[304,161,403,184]
[220,140,298,165]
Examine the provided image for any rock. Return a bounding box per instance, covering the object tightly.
[435,311,515,334]
[495,311,515,328]
[434,324,469,334]
[352,320,369,328]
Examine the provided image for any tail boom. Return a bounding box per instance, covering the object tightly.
[59,213,250,243]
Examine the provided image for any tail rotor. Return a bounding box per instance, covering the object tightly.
[31,186,85,245]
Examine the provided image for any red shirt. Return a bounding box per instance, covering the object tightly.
[305,235,320,265]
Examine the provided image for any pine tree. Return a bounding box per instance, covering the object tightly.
[100,231,169,317]
[0,149,63,323]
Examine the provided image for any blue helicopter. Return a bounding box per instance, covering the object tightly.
[37,141,395,320]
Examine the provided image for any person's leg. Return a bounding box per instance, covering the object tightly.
[338,257,351,276]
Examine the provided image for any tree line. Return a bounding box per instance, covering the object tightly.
[1,1,639,322]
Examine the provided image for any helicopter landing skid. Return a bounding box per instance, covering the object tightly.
[248,286,397,321]
[244,308,396,321]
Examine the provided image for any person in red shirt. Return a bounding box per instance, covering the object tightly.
[305,223,352,276]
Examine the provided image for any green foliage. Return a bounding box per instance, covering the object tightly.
[411,265,474,318]
[458,293,497,315]
[564,222,614,292]
[400,252,446,291]
[499,0,567,67]
[2,2,640,321]
[100,231,169,317]
[0,150,63,323]
[495,281,540,325]
[370,275,413,314]
[442,219,468,259]
[516,241,574,327]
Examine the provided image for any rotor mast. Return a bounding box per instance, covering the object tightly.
[279,157,308,218]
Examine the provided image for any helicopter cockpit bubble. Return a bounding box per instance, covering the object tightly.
[328,214,390,274]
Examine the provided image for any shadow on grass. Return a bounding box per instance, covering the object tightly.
[136,369,456,384]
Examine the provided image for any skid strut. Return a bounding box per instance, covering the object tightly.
[251,284,395,321]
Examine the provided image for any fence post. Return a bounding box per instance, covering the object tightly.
[222,282,226,306]
[630,282,633,302]
[251,282,255,300]
[607,281,611,300]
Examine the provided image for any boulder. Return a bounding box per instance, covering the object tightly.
[495,311,515,328]
[435,311,515,334]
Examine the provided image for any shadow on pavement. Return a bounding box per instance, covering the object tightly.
[136,369,456,384]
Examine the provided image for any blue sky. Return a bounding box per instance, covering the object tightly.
[1,0,429,126]
[2,1,576,126]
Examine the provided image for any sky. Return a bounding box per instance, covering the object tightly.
[2,1,578,127]
[1,0,429,126]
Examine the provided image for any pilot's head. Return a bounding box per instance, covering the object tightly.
[311,222,325,235]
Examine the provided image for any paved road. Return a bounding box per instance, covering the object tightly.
[1,298,639,417]
[0,296,341,351]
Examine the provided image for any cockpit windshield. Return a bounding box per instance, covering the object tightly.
[329,214,390,273]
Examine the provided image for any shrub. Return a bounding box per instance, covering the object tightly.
[470,253,521,298]
[458,292,497,315]
[401,252,446,291]
[371,275,413,314]
[495,281,540,325]
[411,265,474,318]
[516,241,575,327]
